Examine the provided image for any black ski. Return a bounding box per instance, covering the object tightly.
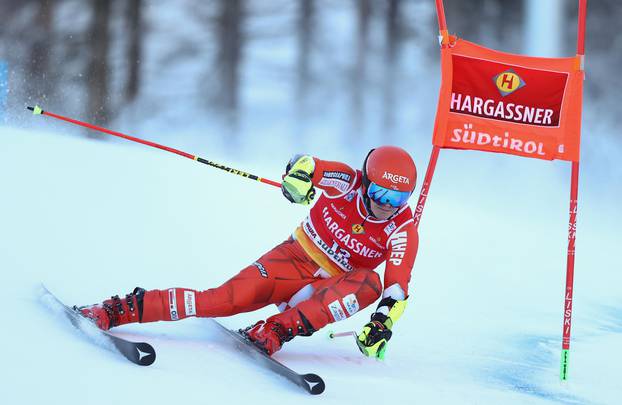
[40,285,156,366]
[209,319,325,395]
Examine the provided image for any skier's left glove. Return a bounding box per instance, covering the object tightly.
[357,317,392,359]
[356,298,407,359]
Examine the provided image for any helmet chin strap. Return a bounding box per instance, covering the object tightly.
[361,148,375,218]
[362,192,374,217]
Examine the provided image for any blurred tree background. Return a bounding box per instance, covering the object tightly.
[0,0,617,149]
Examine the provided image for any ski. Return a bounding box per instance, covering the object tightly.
[40,285,156,366]
[209,319,325,395]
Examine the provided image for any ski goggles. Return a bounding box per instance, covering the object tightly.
[367,182,411,208]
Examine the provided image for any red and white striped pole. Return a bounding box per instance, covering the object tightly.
[413,0,448,230]
[560,0,587,381]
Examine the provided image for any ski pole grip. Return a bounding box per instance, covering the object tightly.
[27,105,44,115]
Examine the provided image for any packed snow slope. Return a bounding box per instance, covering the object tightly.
[1,126,620,405]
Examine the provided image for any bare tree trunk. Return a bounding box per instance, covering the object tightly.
[216,0,244,128]
[296,0,314,112]
[383,0,400,133]
[87,0,111,129]
[125,0,142,102]
[351,0,371,133]
[30,0,54,105]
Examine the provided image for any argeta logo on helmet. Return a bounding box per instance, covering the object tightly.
[382,172,409,184]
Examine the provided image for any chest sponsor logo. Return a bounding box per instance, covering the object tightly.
[369,236,384,250]
[184,290,196,316]
[388,231,408,266]
[321,207,382,260]
[330,203,347,219]
[342,294,360,316]
[384,221,396,236]
[328,300,347,322]
[352,223,365,234]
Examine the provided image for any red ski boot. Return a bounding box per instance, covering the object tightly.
[76,287,145,331]
[242,310,315,355]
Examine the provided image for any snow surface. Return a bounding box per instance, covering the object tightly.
[1,125,621,404]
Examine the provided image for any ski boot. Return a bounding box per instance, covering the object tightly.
[75,287,145,331]
[242,310,315,355]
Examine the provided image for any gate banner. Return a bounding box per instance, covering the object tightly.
[432,39,584,162]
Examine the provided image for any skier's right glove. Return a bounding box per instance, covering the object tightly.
[281,154,316,205]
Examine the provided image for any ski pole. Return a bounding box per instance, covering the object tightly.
[327,330,357,339]
[27,105,281,188]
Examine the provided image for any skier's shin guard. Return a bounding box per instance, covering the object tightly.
[140,288,199,323]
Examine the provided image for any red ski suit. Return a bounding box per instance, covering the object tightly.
[139,157,418,332]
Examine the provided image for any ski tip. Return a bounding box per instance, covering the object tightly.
[302,373,325,395]
[134,342,157,366]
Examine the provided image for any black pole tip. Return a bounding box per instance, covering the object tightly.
[27,106,34,111]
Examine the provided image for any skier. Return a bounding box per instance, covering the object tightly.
[78,145,419,358]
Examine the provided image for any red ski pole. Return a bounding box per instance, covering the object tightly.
[27,105,282,188]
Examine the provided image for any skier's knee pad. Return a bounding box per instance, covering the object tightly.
[296,270,382,328]
[334,270,382,307]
